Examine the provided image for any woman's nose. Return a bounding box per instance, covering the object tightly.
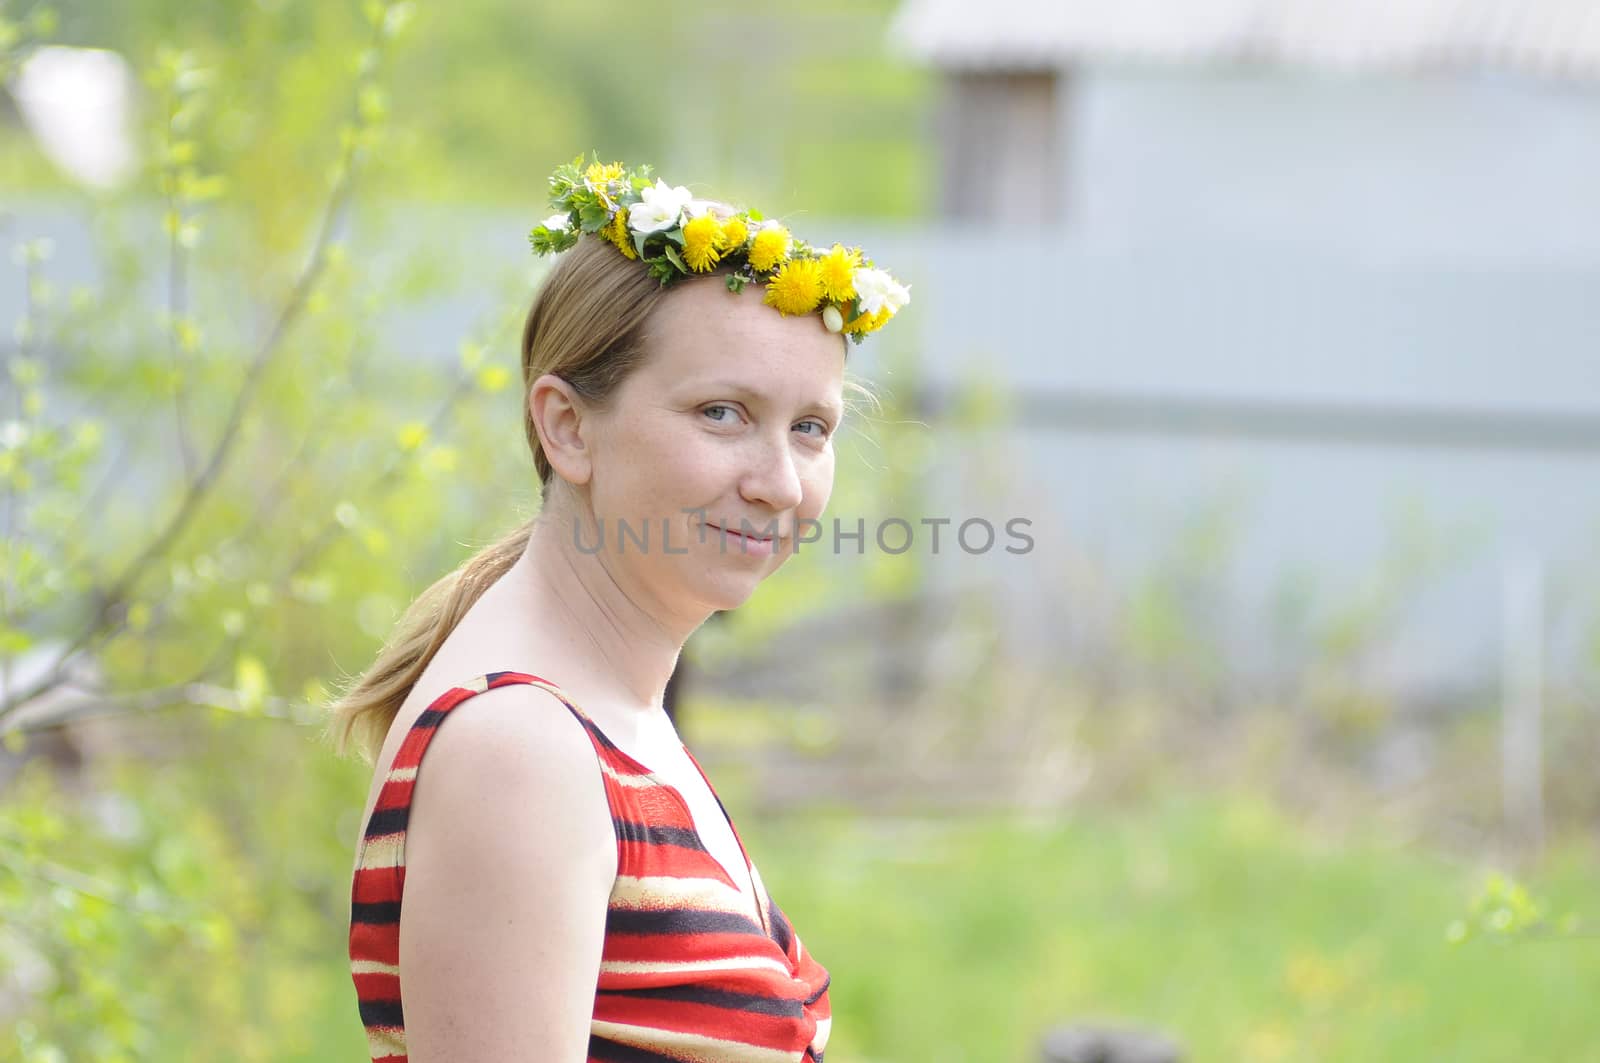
[739,433,804,513]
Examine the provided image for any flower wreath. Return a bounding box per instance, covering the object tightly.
[528,156,910,344]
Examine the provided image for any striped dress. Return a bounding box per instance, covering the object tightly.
[348,671,832,1062]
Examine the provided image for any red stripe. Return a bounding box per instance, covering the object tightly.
[351,866,400,904]
[351,970,401,1000]
[604,930,791,965]
[348,923,399,966]
[591,993,809,1044]
[613,840,725,880]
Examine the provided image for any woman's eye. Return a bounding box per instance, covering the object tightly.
[702,404,737,423]
[793,420,829,438]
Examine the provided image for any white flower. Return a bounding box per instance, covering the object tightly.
[541,212,571,232]
[852,267,912,316]
[628,179,694,233]
[821,305,844,333]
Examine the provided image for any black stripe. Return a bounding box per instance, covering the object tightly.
[767,901,793,954]
[413,707,447,729]
[605,906,764,938]
[598,984,804,1018]
[612,818,703,850]
[588,1036,687,1063]
[357,998,404,1028]
[802,972,830,1007]
[350,901,400,925]
[364,806,409,836]
[584,723,624,754]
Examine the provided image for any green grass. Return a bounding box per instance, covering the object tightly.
[738,792,1600,1063]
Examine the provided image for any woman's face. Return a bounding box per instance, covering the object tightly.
[582,277,847,616]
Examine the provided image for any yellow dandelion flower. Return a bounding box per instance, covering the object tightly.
[603,207,637,260]
[843,306,891,336]
[719,216,749,252]
[817,243,860,302]
[748,225,792,272]
[681,214,724,272]
[585,160,625,184]
[764,258,825,316]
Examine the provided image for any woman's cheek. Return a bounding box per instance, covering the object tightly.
[801,459,835,518]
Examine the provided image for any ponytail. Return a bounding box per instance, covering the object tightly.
[325,516,536,761]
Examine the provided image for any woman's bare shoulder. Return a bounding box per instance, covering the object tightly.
[404,677,610,829]
[396,678,617,1061]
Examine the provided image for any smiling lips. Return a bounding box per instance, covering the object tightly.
[706,522,780,556]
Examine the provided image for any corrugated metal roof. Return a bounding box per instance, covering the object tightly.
[889,0,1600,79]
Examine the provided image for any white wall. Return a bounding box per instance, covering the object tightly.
[1070,66,1600,266]
[894,65,1600,695]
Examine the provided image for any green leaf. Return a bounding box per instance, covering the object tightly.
[577,201,609,232]
[0,623,31,654]
[661,244,687,273]
[381,2,414,39]
[396,421,428,451]
[234,655,268,714]
[644,257,675,285]
[357,85,387,125]
[529,225,578,255]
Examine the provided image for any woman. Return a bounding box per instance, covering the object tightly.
[332,160,908,1062]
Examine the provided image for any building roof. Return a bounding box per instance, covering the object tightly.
[889,0,1600,79]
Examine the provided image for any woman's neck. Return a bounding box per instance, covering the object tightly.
[505,503,702,716]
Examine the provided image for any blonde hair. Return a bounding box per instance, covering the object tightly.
[326,234,673,761]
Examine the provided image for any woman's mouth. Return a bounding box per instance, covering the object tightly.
[706,522,778,558]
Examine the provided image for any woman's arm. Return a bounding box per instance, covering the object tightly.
[397,684,617,1062]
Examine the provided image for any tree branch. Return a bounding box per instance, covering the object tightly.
[2,676,319,735]
[0,18,391,724]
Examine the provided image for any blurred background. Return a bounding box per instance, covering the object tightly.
[1,0,1597,1059]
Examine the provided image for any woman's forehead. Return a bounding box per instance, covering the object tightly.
[646,281,847,382]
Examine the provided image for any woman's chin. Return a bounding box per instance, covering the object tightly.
[692,571,769,613]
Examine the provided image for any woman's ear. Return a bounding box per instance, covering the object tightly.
[528,373,593,486]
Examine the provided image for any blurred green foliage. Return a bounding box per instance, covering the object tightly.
[0,0,932,1055]
[7,0,931,214]
[755,794,1600,1063]
[2,740,370,1061]
[0,2,513,1053]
